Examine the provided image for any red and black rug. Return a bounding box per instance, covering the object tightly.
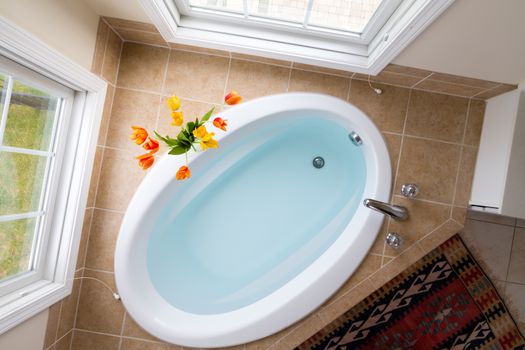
[297,235,525,350]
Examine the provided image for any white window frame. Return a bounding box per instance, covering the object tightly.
[139,0,454,74]
[0,16,106,333]
[0,56,74,298]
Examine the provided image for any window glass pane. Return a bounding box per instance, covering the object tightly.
[248,0,308,23]
[309,0,383,33]
[0,152,47,215]
[2,80,59,151]
[0,218,37,280]
[189,0,244,13]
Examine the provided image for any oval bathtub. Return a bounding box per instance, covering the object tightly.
[115,93,391,347]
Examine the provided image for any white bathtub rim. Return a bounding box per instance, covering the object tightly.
[115,93,391,347]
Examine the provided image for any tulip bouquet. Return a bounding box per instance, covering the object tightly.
[130,90,242,180]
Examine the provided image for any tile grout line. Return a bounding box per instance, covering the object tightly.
[504,226,517,282]
[52,299,64,347]
[110,25,163,36]
[471,83,503,99]
[292,66,354,79]
[466,216,518,228]
[410,72,434,88]
[230,55,293,69]
[168,43,233,59]
[321,276,371,310]
[71,328,121,339]
[400,132,472,147]
[381,130,479,148]
[90,206,125,215]
[69,267,84,350]
[345,76,352,102]
[115,85,220,106]
[391,194,461,208]
[222,55,233,105]
[50,327,73,349]
[119,39,169,49]
[84,266,115,274]
[99,83,116,147]
[103,17,125,42]
[68,327,75,350]
[419,219,457,243]
[285,64,293,92]
[154,47,171,131]
[72,327,206,346]
[117,312,127,350]
[450,99,472,212]
[98,21,111,80]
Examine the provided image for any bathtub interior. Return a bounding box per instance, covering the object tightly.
[147,114,367,314]
[116,100,390,345]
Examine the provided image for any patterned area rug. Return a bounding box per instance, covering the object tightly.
[297,235,525,350]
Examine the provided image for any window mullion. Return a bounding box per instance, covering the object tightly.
[303,0,315,28]
[0,76,14,146]
[0,211,45,222]
[0,145,54,157]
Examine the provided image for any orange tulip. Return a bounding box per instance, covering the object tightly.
[224,90,241,105]
[143,138,159,153]
[176,165,191,180]
[136,152,155,170]
[213,117,228,131]
[131,126,148,145]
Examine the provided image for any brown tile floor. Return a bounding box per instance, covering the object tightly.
[460,210,525,333]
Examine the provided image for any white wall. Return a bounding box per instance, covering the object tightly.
[394,0,525,84]
[0,0,100,70]
[0,310,48,350]
[82,0,150,22]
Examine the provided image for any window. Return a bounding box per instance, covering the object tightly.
[140,0,454,73]
[0,57,73,297]
[0,17,106,333]
[185,0,387,35]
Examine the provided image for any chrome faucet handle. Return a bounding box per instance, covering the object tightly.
[401,183,419,198]
[386,232,403,249]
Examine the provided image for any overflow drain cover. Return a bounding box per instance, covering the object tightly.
[313,156,325,169]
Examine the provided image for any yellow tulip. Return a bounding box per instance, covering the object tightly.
[193,125,208,139]
[200,132,218,151]
[171,111,183,126]
[167,95,181,111]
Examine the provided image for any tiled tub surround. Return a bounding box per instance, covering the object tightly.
[42,17,511,350]
[103,16,517,100]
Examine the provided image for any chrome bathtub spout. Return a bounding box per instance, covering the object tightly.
[363,199,408,221]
